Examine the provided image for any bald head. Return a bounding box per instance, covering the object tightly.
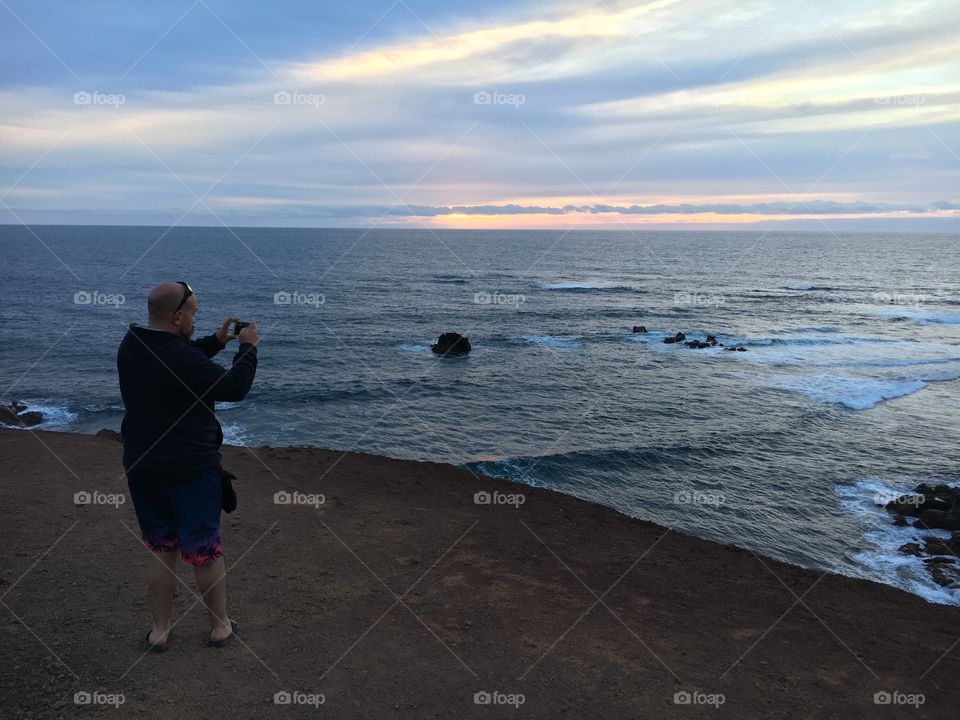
[147,282,197,340]
[148,282,186,320]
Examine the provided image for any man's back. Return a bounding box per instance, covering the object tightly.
[118,323,258,477]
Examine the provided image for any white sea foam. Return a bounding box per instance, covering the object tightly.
[874,307,960,325]
[774,375,926,410]
[737,334,960,374]
[0,402,78,430]
[835,479,959,605]
[221,422,250,446]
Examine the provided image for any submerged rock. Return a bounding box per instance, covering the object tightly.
[632,325,647,334]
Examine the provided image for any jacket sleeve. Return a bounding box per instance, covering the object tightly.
[190,333,226,358]
[179,343,258,402]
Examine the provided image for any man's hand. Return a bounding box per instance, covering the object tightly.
[216,316,241,346]
[238,320,261,347]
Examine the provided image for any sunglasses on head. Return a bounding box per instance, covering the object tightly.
[173,281,193,315]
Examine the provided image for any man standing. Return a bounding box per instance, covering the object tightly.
[118,281,260,651]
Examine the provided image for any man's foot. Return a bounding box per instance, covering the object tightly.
[145,628,171,653]
[208,619,238,648]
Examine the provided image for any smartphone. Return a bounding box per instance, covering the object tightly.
[233,320,250,335]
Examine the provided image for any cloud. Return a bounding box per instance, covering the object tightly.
[358,199,960,217]
[0,0,958,227]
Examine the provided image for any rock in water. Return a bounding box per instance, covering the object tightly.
[431,333,471,356]
[0,404,19,424]
[0,402,43,426]
[16,411,43,426]
[632,325,647,334]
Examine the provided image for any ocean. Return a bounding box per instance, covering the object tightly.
[2,225,959,604]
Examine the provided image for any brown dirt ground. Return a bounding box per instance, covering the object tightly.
[1,428,958,719]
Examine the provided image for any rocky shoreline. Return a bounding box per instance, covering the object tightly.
[887,484,960,589]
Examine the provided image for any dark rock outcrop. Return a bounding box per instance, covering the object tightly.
[632,325,647,334]
[0,402,43,426]
[890,483,960,587]
[431,333,471,356]
[96,428,123,443]
[662,332,685,344]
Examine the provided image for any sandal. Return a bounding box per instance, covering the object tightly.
[207,619,238,648]
[144,630,171,653]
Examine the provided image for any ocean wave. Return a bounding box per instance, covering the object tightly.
[919,368,960,382]
[784,284,814,291]
[395,342,432,353]
[827,357,960,370]
[743,336,904,347]
[221,422,251,446]
[429,274,470,285]
[624,330,668,343]
[773,375,926,410]
[465,443,741,485]
[874,308,960,325]
[520,335,582,349]
[770,326,844,334]
[539,282,635,293]
[835,479,959,606]
[0,402,78,430]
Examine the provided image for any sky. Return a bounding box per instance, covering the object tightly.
[0,0,958,230]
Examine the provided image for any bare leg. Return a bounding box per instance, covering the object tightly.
[147,550,179,644]
[194,556,232,641]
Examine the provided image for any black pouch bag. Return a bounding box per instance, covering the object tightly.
[219,466,238,513]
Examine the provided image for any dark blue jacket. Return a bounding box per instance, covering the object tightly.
[117,324,258,479]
